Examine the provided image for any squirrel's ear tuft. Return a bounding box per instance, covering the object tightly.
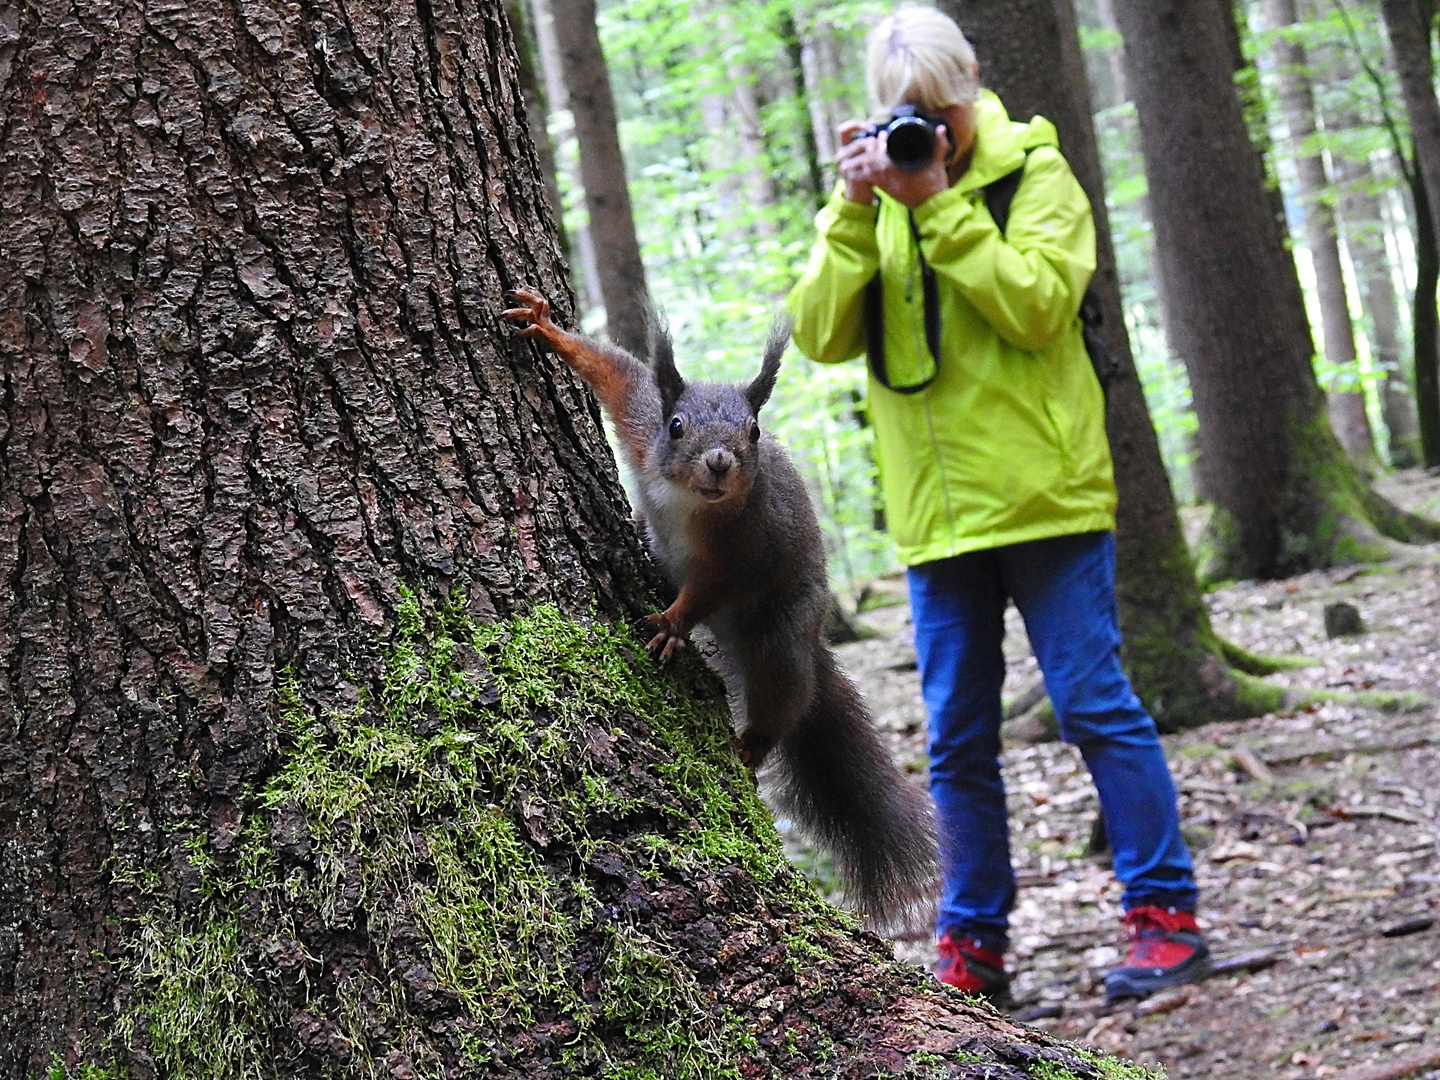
[746,315,790,413]
[648,306,686,416]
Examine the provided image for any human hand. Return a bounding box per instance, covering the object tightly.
[837,119,880,205]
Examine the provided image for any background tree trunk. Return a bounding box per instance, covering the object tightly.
[937,0,1282,729]
[795,4,850,195]
[528,0,606,317]
[1265,0,1379,469]
[0,0,1146,1074]
[549,0,651,356]
[1109,0,1437,580]
[1313,24,1424,468]
[1378,0,1440,466]
[507,0,568,255]
[1333,152,1423,467]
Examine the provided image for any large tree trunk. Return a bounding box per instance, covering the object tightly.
[937,0,1282,729]
[549,0,650,356]
[0,0,1140,1074]
[1378,0,1440,466]
[1109,0,1438,580]
[1264,0,1379,469]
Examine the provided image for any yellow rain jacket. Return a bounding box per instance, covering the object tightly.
[787,91,1116,567]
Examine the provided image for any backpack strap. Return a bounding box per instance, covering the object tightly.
[984,153,1119,394]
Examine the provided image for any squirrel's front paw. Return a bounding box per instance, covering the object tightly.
[501,286,555,339]
[644,610,688,665]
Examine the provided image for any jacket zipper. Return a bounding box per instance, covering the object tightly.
[921,393,957,549]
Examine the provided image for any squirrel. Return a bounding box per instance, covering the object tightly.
[503,286,937,928]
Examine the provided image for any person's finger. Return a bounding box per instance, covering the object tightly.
[837,118,869,146]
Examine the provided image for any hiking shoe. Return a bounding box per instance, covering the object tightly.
[1104,905,1211,1001]
[935,932,1011,1003]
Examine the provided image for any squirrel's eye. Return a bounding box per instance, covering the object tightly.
[668,416,684,439]
[749,422,761,443]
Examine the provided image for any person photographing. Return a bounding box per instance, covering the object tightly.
[787,4,1209,1004]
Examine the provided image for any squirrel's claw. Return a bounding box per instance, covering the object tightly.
[644,611,688,664]
[502,287,560,345]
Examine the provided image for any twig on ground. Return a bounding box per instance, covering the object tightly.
[1232,745,1275,785]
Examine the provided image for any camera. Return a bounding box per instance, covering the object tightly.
[860,105,940,172]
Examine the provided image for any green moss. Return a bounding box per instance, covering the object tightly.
[41,1055,125,1080]
[1282,686,1432,714]
[1216,637,1312,676]
[115,600,834,1077]
[1054,1051,1167,1080]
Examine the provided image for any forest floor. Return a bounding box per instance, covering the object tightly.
[796,467,1440,1080]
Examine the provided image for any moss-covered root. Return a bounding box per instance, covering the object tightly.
[1216,637,1313,676]
[1282,685,1433,714]
[1359,484,1440,545]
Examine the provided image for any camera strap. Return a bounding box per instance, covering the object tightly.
[863,213,941,394]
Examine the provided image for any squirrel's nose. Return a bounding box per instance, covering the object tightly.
[704,448,734,476]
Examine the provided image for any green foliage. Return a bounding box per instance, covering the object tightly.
[559,0,1424,580]
[571,1,899,593]
[113,600,842,1077]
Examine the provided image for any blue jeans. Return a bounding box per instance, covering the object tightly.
[908,531,1197,953]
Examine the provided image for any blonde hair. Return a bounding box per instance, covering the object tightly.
[866,4,979,112]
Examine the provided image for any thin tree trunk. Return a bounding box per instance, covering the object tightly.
[937,0,1283,729]
[1094,0,1202,497]
[1265,0,1379,469]
[529,0,606,315]
[1109,0,1437,580]
[0,0,1162,1072]
[507,0,567,253]
[549,0,650,356]
[796,5,847,193]
[1378,0,1440,465]
[780,9,829,204]
[728,65,779,233]
[1333,152,1423,467]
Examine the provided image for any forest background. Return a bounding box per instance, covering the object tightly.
[6,0,1440,1074]
[521,0,1435,601]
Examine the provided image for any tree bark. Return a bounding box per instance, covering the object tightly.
[1264,0,1379,469]
[1109,0,1438,580]
[0,0,1146,1073]
[548,0,650,356]
[936,0,1281,729]
[1378,0,1440,466]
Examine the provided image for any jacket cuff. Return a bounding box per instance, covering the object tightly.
[911,182,973,233]
[818,188,880,242]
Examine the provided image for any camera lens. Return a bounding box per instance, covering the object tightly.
[886,115,936,172]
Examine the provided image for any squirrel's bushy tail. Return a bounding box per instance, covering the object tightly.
[764,648,939,931]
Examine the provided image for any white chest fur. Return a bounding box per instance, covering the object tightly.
[637,474,698,585]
